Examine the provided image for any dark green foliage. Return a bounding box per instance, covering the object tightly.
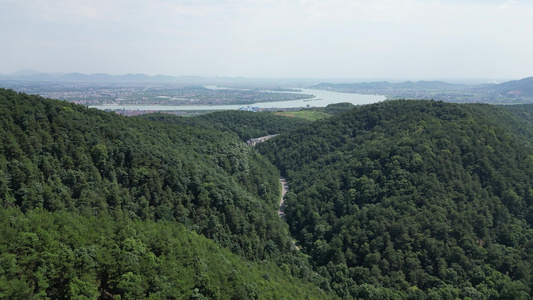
[474,104,533,148]
[0,208,329,299]
[0,88,331,298]
[257,100,533,298]
[0,88,285,259]
[139,110,310,141]
[321,102,356,115]
[501,103,533,126]
[309,102,357,116]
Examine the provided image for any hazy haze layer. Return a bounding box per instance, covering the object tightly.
[1,0,532,80]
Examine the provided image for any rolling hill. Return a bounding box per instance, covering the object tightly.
[493,77,533,98]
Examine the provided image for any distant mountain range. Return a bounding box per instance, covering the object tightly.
[0,70,323,86]
[312,80,467,90]
[2,70,532,99]
[312,77,533,99]
[0,69,201,83]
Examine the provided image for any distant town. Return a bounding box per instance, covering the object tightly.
[2,73,533,117]
[0,81,311,106]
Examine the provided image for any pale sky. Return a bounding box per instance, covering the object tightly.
[1,0,532,80]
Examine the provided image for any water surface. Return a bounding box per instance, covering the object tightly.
[89,88,386,111]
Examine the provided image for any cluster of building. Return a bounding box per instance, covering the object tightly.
[111,109,187,117]
[246,135,278,146]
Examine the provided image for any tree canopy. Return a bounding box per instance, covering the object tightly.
[0,88,330,299]
[257,100,533,298]
[139,110,310,141]
[6,87,533,299]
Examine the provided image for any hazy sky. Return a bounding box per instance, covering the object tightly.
[1,0,532,79]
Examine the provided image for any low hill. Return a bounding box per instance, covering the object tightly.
[312,80,465,92]
[140,110,310,141]
[257,100,533,298]
[0,71,177,83]
[494,77,533,98]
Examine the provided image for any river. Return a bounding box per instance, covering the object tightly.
[88,88,386,111]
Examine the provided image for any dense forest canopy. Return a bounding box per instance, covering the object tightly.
[0,88,285,258]
[139,110,310,141]
[500,103,533,126]
[6,86,533,299]
[0,88,329,299]
[0,207,328,299]
[257,100,533,299]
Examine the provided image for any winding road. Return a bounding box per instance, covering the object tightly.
[278,177,299,250]
[246,136,297,248]
[278,177,288,218]
[245,134,289,218]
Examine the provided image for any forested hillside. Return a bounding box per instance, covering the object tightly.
[257,100,533,299]
[0,208,326,299]
[0,89,329,299]
[7,88,533,299]
[140,110,310,141]
[318,102,357,116]
[501,103,533,124]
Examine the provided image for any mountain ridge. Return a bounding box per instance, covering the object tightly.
[0,71,181,83]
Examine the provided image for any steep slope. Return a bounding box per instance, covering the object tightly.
[0,88,330,298]
[257,100,533,298]
[0,208,329,299]
[140,110,310,141]
[0,88,284,260]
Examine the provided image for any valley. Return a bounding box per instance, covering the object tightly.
[4,0,533,298]
[2,88,533,299]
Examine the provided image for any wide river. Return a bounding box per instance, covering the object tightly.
[89,88,386,111]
